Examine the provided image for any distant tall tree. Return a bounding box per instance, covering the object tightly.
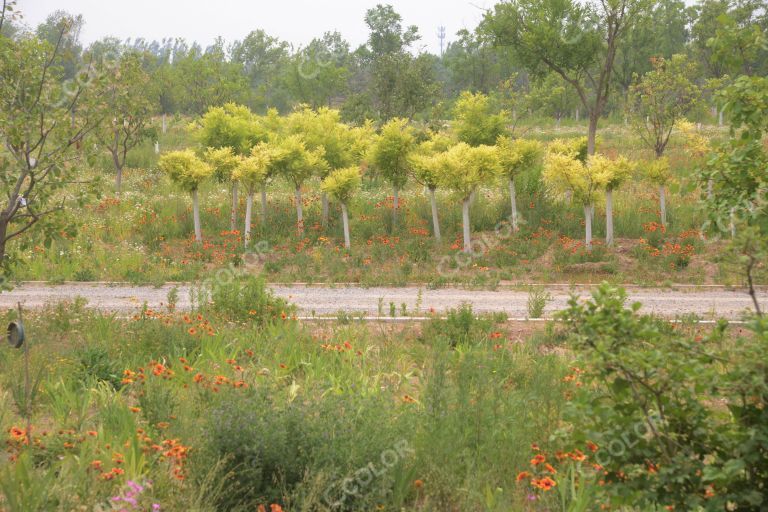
[231,30,291,111]
[285,32,351,108]
[483,0,650,155]
[93,51,156,193]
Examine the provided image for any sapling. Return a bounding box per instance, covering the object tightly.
[158,150,214,243]
[321,167,362,249]
[496,137,543,231]
[440,143,501,254]
[232,144,272,246]
[369,118,414,230]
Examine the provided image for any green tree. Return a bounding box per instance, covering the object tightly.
[483,0,649,155]
[369,118,414,229]
[321,167,362,249]
[645,157,672,227]
[230,29,291,111]
[93,51,156,193]
[158,150,214,243]
[440,143,501,253]
[627,54,700,158]
[0,16,101,266]
[452,91,507,146]
[594,154,635,245]
[496,137,543,231]
[285,32,350,109]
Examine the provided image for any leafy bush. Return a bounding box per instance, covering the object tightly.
[557,284,768,511]
[207,274,295,324]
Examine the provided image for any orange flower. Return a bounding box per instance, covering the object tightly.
[545,463,557,474]
[270,505,284,512]
[188,327,197,336]
[532,476,557,491]
[516,471,530,482]
[570,449,586,462]
[129,407,141,413]
[414,479,424,488]
[9,426,26,440]
[586,441,599,452]
[531,454,546,465]
[90,460,102,470]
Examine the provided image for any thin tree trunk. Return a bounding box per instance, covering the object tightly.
[718,109,724,127]
[341,202,351,249]
[244,192,253,247]
[192,189,202,243]
[295,186,304,235]
[230,182,238,232]
[321,191,329,227]
[162,113,167,134]
[0,218,8,264]
[462,197,472,254]
[659,185,667,227]
[729,207,736,239]
[605,188,614,246]
[587,112,598,155]
[392,186,399,229]
[115,165,123,194]
[260,186,267,226]
[429,187,441,242]
[509,178,519,231]
[584,204,593,251]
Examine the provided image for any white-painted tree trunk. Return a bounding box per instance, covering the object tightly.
[244,192,253,247]
[392,186,399,228]
[718,109,724,127]
[154,141,160,154]
[605,188,614,246]
[192,189,202,243]
[584,204,593,251]
[162,113,167,134]
[429,187,441,242]
[730,207,736,239]
[462,197,472,254]
[659,185,667,227]
[341,202,351,249]
[230,182,238,232]
[509,178,519,231]
[260,186,267,226]
[295,186,304,235]
[321,192,329,227]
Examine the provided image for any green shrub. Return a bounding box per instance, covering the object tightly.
[207,274,295,324]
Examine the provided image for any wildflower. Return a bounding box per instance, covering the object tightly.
[91,460,103,470]
[270,505,284,512]
[516,471,531,482]
[188,327,197,336]
[532,476,557,491]
[9,426,26,440]
[570,449,586,462]
[531,454,546,465]
[414,479,424,488]
[130,407,141,413]
[544,463,557,474]
[586,441,598,452]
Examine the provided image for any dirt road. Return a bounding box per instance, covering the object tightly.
[0,282,764,320]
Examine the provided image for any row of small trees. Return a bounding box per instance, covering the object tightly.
[158,100,685,253]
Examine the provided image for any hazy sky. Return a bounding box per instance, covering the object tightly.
[17,0,493,54]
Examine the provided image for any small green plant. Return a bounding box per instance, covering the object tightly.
[166,285,180,312]
[208,274,294,324]
[527,286,552,318]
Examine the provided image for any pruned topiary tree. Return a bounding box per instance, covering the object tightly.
[232,143,272,246]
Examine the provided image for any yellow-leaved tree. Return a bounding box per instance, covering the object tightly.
[232,143,272,246]
[440,143,501,253]
[158,150,214,243]
[645,157,673,227]
[409,132,454,242]
[496,137,543,231]
[321,167,362,249]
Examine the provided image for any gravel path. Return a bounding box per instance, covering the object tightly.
[0,282,764,320]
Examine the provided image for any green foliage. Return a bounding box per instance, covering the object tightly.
[644,156,672,185]
[558,284,768,510]
[320,167,361,204]
[269,134,326,188]
[208,274,294,324]
[627,54,700,157]
[158,149,214,192]
[369,118,414,190]
[194,103,266,155]
[452,91,507,146]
